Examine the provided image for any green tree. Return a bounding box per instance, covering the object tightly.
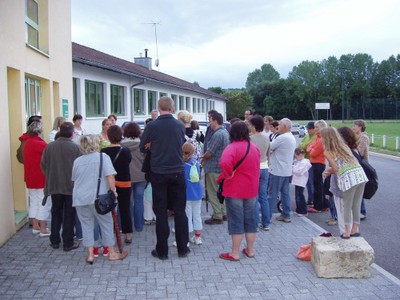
[208,86,224,94]
[224,90,253,120]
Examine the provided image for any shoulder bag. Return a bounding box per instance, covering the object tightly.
[94,153,117,215]
[217,141,251,204]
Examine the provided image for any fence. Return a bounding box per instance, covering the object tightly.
[369,134,400,152]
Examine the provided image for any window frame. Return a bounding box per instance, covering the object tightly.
[186,97,191,112]
[85,80,105,118]
[25,0,39,49]
[133,88,145,115]
[25,76,42,120]
[110,84,126,116]
[148,90,158,114]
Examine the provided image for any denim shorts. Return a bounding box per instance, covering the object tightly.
[225,197,257,235]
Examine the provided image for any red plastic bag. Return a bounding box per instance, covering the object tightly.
[296,243,312,261]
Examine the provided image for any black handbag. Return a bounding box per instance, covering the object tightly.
[95,153,117,215]
[217,141,251,204]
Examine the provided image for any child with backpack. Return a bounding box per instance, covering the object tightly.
[183,142,203,245]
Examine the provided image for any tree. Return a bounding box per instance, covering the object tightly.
[245,63,280,90]
[208,86,224,94]
[224,90,253,120]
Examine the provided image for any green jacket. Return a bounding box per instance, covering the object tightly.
[298,133,316,159]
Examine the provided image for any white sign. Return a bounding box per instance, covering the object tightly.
[315,102,330,110]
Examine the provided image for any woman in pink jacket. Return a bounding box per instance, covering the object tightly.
[217,121,260,261]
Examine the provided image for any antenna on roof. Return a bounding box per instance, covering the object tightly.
[143,21,160,70]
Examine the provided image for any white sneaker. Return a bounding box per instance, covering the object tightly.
[190,235,202,245]
[39,231,51,237]
[173,241,190,247]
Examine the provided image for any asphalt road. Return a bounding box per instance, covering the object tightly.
[302,153,400,279]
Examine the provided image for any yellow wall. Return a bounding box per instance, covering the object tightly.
[0,0,72,246]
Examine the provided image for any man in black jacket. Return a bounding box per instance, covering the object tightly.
[140,96,189,260]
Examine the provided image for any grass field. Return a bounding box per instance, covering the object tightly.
[296,120,400,153]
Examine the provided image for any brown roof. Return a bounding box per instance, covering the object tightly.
[72,42,226,101]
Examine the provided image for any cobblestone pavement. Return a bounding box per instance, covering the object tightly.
[1,202,400,300]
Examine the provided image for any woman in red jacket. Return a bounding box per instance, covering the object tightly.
[217,121,260,261]
[307,120,328,213]
[23,121,52,236]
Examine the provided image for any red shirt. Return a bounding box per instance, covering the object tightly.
[307,134,325,165]
[23,136,47,188]
[217,140,260,199]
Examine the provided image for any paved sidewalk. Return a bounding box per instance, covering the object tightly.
[1,202,400,299]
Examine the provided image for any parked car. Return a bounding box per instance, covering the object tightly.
[291,123,301,135]
[299,125,307,138]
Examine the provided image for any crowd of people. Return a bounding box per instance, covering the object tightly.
[18,95,371,264]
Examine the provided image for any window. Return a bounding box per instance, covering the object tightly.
[26,0,39,48]
[25,77,41,119]
[160,92,167,97]
[197,98,201,113]
[133,88,145,115]
[171,94,178,110]
[192,98,197,113]
[85,80,104,117]
[179,96,185,110]
[110,84,125,115]
[201,99,205,113]
[186,97,191,112]
[73,78,81,115]
[148,90,157,114]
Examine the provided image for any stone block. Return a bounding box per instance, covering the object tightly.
[311,236,375,278]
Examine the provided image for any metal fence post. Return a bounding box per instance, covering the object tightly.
[383,135,386,148]
[371,133,375,145]
[396,137,399,151]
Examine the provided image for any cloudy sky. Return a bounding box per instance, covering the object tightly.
[71,0,400,89]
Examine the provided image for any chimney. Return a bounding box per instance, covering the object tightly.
[134,49,152,70]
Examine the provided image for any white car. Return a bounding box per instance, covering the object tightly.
[291,123,300,135]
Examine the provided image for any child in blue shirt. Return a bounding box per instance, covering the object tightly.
[183,142,203,245]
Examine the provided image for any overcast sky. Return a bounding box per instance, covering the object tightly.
[71,0,400,89]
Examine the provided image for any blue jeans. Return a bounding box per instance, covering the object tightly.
[254,168,270,228]
[328,195,337,219]
[306,167,314,203]
[226,197,257,235]
[295,186,307,215]
[267,174,291,221]
[131,181,147,232]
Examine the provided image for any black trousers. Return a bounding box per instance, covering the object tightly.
[151,172,189,256]
[50,194,76,248]
[312,163,328,211]
[117,186,133,234]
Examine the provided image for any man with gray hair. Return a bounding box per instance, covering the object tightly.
[267,118,296,224]
[41,122,82,251]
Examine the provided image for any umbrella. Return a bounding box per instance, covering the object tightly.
[111,209,123,253]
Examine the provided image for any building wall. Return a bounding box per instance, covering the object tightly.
[73,62,225,134]
[0,0,72,246]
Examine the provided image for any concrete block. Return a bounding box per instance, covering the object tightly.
[311,236,375,278]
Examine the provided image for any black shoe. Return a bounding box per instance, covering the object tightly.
[50,243,59,249]
[63,241,80,252]
[151,249,168,260]
[178,248,191,258]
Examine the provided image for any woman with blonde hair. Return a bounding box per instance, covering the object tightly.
[99,118,112,149]
[72,134,128,264]
[320,127,368,239]
[177,110,202,161]
[48,116,65,142]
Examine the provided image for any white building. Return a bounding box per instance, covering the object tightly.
[72,43,227,134]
